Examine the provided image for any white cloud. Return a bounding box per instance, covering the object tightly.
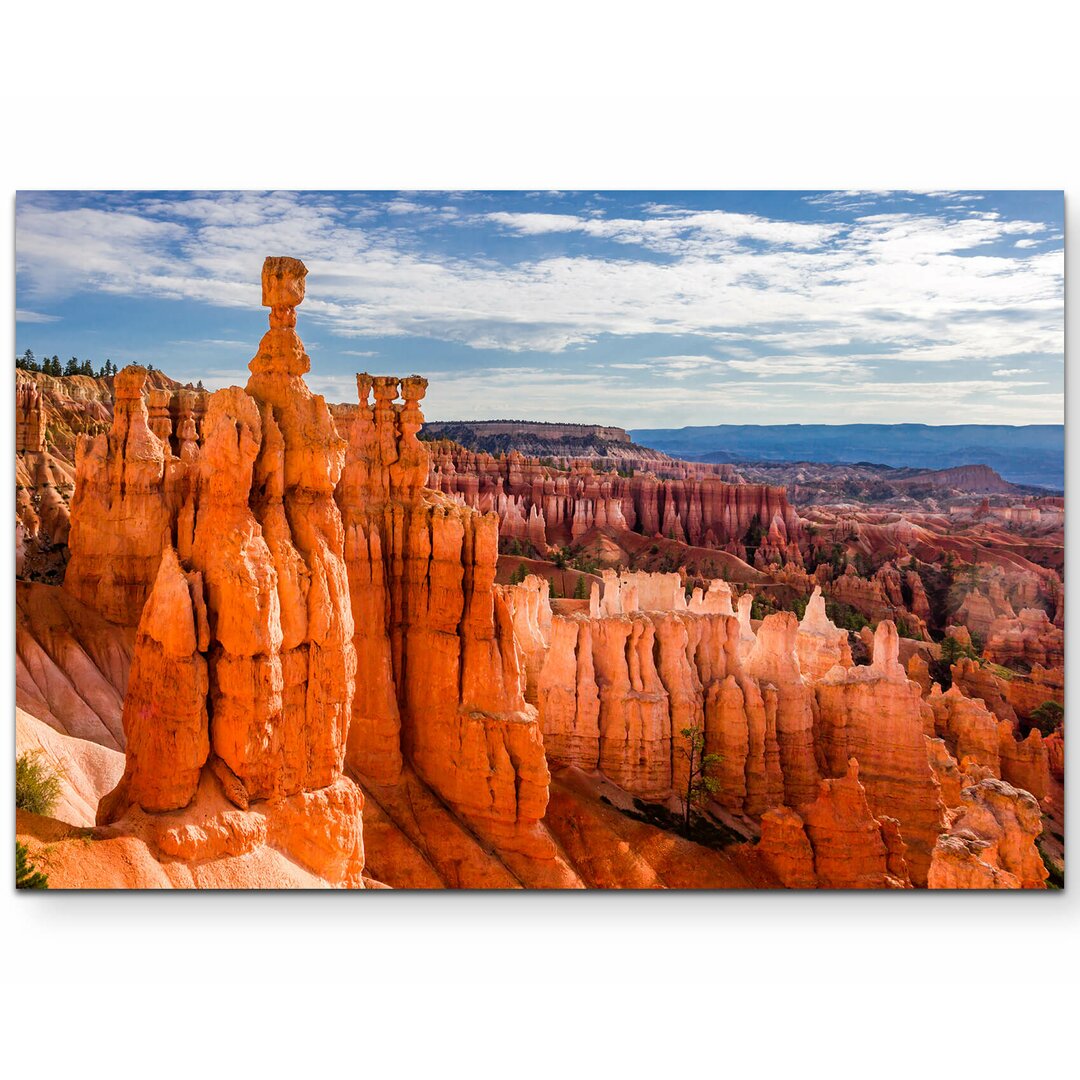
[486,208,839,251]
[14,191,1064,425]
[15,309,60,323]
[721,355,866,377]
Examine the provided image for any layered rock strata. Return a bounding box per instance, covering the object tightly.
[64,366,186,624]
[760,760,911,889]
[428,441,803,565]
[335,371,556,860]
[928,778,1048,889]
[506,566,1048,888]
[68,258,363,886]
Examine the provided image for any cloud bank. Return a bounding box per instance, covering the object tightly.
[15,190,1063,426]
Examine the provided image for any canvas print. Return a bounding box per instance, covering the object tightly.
[13,190,1064,889]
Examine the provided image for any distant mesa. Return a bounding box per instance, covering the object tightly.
[425,419,633,443]
[630,423,1065,491]
[420,418,661,463]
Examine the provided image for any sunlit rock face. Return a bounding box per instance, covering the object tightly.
[335,369,553,856]
[64,365,186,625]
[69,258,364,886]
[813,622,945,885]
[928,778,1047,889]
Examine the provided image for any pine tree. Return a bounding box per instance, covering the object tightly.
[80,358,93,376]
[573,574,588,600]
[16,842,49,889]
[18,348,37,371]
[678,724,722,831]
[65,356,80,376]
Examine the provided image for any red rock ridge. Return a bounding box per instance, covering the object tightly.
[427,441,803,565]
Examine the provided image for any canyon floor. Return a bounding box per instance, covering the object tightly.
[14,258,1064,890]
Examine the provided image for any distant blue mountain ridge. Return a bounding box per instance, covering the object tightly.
[628,424,1064,491]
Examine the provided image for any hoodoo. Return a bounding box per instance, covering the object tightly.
[336,368,556,860]
[62,258,365,885]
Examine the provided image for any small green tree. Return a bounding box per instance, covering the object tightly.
[64,356,80,376]
[742,514,763,563]
[751,593,777,621]
[15,750,62,816]
[16,842,49,889]
[1029,701,1064,736]
[573,574,589,600]
[929,633,979,689]
[678,724,722,831]
[508,562,528,586]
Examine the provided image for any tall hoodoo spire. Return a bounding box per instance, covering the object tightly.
[90,256,363,884]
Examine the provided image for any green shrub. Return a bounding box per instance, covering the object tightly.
[1037,840,1064,889]
[1029,701,1064,737]
[15,751,62,816]
[824,600,869,633]
[16,842,49,889]
[928,632,981,689]
[750,594,775,621]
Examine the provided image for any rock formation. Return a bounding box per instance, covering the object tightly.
[759,760,910,888]
[796,585,853,679]
[950,657,1018,725]
[16,382,46,452]
[928,778,1047,889]
[427,441,804,562]
[64,365,185,624]
[15,580,132,750]
[985,608,1064,670]
[97,547,209,818]
[334,369,562,871]
[813,622,944,883]
[60,258,365,886]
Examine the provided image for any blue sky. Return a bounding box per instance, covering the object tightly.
[15,190,1064,427]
